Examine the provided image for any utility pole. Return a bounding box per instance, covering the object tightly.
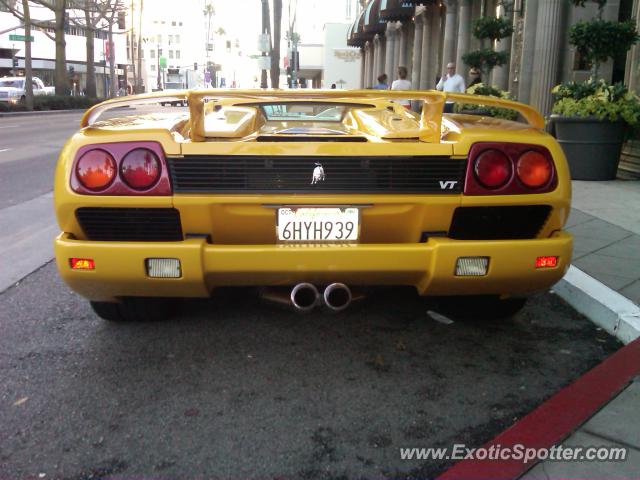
[260,0,269,88]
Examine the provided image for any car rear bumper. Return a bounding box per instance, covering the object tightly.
[54,231,572,302]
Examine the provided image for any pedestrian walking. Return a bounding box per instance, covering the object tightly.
[373,74,389,90]
[391,66,411,108]
[436,62,466,112]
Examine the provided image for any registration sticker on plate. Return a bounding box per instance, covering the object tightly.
[277,207,359,241]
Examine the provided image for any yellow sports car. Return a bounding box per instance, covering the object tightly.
[53,89,572,321]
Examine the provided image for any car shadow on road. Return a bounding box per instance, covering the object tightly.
[69,287,619,478]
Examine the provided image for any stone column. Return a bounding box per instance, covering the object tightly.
[360,47,366,88]
[419,6,432,89]
[492,5,514,90]
[367,40,375,87]
[432,4,445,87]
[411,13,424,89]
[373,34,381,82]
[441,0,458,73]
[518,0,539,103]
[455,0,472,77]
[363,42,371,87]
[530,0,565,116]
[384,23,396,80]
[399,23,408,68]
[393,22,402,77]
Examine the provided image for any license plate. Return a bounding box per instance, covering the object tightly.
[277,207,359,241]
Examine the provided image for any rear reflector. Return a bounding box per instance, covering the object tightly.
[455,257,489,276]
[146,258,181,278]
[536,256,558,268]
[70,258,95,270]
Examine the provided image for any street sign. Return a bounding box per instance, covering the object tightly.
[9,34,34,42]
[159,57,167,68]
[258,34,270,52]
[258,55,271,70]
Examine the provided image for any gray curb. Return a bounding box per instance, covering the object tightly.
[0,106,133,118]
[0,109,83,118]
[554,265,640,344]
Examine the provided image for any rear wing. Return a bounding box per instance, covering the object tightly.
[80,89,545,143]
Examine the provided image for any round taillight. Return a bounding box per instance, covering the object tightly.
[474,149,512,189]
[517,151,552,188]
[120,148,161,190]
[76,149,117,191]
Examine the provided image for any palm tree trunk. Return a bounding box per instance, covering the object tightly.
[86,27,97,97]
[54,0,68,96]
[270,0,282,88]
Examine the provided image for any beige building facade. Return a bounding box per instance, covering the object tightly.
[349,0,638,117]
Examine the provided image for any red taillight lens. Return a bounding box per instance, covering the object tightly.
[120,148,161,190]
[517,151,552,188]
[75,149,116,191]
[474,149,512,189]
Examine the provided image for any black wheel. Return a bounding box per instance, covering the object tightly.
[160,102,166,106]
[90,297,173,322]
[20,95,26,105]
[433,295,527,321]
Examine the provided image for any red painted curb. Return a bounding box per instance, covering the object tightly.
[437,337,640,480]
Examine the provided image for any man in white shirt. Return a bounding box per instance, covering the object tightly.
[436,62,466,112]
[391,66,412,108]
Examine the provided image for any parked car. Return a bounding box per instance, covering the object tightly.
[159,82,186,107]
[53,89,572,322]
[0,76,55,104]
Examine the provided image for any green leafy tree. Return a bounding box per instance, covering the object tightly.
[568,0,639,78]
[462,16,512,76]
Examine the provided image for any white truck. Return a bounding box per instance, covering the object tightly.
[0,76,55,104]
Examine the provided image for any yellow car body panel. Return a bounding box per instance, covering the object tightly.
[55,90,572,302]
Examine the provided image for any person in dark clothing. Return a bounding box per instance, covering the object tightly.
[468,68,482,88]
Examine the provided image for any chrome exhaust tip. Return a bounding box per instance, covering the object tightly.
[323,283,352,312]
[290,283,320,312]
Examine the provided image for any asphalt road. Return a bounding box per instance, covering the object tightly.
[0,264,619,479]
[0,106,622,479]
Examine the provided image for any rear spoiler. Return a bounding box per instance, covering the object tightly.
[80,89,545,143]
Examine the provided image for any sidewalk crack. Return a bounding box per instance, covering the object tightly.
[580,428,640,452]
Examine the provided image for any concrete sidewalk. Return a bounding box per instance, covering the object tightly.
[521,179,640,479]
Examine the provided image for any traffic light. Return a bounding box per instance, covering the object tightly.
[12,57,18,68]
[194,62,198,70]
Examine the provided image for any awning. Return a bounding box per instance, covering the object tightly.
[347,8,367,47]
[363,0,386,36]
[380,0,415,22]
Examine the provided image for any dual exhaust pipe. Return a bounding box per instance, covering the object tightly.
[262,282,353,312]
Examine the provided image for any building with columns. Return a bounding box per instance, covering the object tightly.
[348,0,637,118]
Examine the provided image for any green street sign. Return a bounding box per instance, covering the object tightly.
[159,57,167,68]
[9,34,34,42]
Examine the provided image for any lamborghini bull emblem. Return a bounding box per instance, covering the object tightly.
[311,162,326,184]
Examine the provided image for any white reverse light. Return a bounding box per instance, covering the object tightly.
[146,258,181,278]
[455,257,489,276]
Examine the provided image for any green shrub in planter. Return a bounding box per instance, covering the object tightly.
[552,79,640,128]
[454,83,518,121]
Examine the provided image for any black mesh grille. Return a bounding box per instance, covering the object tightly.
[76,208,183,242]
[448,206,552,240]
[167,155,466,193]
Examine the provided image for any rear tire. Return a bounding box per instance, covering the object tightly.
[434,295,527,321]
[90,297,173,322]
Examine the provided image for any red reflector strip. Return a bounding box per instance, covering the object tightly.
[536,256,558,268]
[70,258,95,270]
